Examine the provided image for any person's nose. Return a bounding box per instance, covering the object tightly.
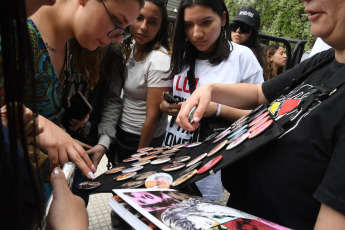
[140,20,148,32]
[235,27,241,34]
[193,25,203,39]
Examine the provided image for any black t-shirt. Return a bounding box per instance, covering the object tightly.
[223,49,345,229]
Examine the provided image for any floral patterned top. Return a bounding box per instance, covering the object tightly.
[25,18,64,118]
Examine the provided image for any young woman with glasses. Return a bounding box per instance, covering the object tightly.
[112,0,172,162]
[160,0,263,201]
[24,0,143,170]
[22,0,143,206]
[26,0,142,120]
[230,6,263,66]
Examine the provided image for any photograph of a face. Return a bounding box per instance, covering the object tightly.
[161,197,291,230]
[124,190,180,213]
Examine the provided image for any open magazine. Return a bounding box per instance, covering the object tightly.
[109,188,292,230]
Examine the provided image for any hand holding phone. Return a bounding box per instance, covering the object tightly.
[164,92,179,104]
[61,92,92,128]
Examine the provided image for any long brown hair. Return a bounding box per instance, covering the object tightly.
[68,39,107,90]
[263,44,284,81]
[122,0,172,63]
[1,0,44,227]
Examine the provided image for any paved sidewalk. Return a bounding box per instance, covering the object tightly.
[87,156,113,230]
[87,156,230,230]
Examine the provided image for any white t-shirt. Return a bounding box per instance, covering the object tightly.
[163,42,263,146]
[119,46,172,137]
[309,37,332,58]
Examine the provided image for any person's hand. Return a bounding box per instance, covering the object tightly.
[36,115,96,179]
[22,107,44,143]
[47,167,88,230]
[176,84,213,131]
[1,105,44,144]
[68,114,89,131]
[86,144,107,169]
[160,92,181,116]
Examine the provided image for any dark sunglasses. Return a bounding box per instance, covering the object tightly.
[230,22,252,34]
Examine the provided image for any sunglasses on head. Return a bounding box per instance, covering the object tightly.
[230,22,252,34]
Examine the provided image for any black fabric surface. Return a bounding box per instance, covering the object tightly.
[89,116,284,194]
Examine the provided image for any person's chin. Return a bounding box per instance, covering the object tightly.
[232,38,241,44]
[310,21,329,38]
[134,36,148,45]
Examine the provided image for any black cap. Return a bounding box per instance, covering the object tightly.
[233,7,261,28]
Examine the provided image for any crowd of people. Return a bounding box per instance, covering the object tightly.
[2,0,345,229]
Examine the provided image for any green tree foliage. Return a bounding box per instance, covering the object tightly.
[225,0,315,50]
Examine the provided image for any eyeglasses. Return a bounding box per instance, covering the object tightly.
[100,0,131,40]
[230,21,252,34]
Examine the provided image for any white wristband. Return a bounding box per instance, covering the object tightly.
[215,103,221,117]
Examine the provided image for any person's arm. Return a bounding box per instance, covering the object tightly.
[313,116,345,230]
[140,49,171,148]
[47,167,88,230]
[176,83,267,131]
[202,102,252,122]
[159,90,250,122]
[138,87,170,148]
[87,52,124,168]
[314,204,345,230]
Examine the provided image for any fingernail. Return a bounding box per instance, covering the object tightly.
[193,116,200,122]
[84,118,89,123]
[53,168,61,174]
[88,172,95,179]
[91,165,97,172]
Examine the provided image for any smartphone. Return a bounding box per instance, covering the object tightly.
[164,92,179,104]
[62,161,76,188]
[61,91,93,128]
[188,106,198,124]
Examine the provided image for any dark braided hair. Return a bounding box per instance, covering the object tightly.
[0,0,44,228]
